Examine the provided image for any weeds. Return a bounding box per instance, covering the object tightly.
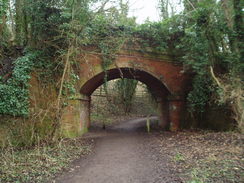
[173,152,185,162]
[0,138,92,183]
[188,159,241,183]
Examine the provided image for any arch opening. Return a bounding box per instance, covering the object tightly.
[91,79,160,129]
[79,67,172,131]
[80,67,171,98]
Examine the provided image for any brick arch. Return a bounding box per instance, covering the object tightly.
[80,67,171,97]
[60,50,190,137]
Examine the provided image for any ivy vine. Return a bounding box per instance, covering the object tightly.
[0,51,41,116]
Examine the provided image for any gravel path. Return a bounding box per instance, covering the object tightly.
[54,117,181,183]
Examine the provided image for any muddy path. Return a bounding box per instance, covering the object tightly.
[54,117,181,183]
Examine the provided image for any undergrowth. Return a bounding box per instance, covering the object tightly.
[0,138,92,183]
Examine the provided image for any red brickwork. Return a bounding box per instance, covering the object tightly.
[60,50,190,136]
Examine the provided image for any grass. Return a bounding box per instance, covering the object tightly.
[173,152,185,162]
[0,138,92,183]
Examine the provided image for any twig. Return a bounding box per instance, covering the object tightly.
[57,47,72,109]
[210,66,222,88]
[50,46,72,139]
[186,0,196,10]
[114,61,124,79]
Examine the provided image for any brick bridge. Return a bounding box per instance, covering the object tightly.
[57,49,190,137]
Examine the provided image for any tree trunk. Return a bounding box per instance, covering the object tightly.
[0,15,6,37]
[0,0,8,38]
[15,0,28,46]
[221,0,242,59]
[233,0,243,59]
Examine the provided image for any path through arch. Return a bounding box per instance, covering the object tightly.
[60,50,189,137]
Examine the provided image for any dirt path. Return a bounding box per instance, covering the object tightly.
[54,117,181,183]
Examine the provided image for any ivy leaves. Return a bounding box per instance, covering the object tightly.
[0,0,8,22]
[0,51,40,116]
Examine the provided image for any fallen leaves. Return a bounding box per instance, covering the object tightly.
[154,131,244,183]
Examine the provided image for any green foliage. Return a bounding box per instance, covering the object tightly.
[134,16,184,54]
[187,74,216,114]
[169,0,243,115]
[152,0,244,129]
[0,51,42,116]
[63,72,80,98]
[173,152,185,162]
[0,0,8,22]
[25,0,64,47]
[0,0,10,55]
[99,34,126,71]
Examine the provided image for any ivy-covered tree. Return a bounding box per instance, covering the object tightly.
[157,0,243,130]
[0,0,10,57]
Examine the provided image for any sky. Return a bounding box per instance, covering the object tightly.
[92,0,183,24]
[128,0,161,24]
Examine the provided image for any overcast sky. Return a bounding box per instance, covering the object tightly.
[128,0,161,23]
[93,0,183,24]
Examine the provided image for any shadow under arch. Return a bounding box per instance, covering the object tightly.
[80,67,171,98]
[78,67,172,132]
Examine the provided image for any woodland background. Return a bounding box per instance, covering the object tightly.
[0,0,243,182]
